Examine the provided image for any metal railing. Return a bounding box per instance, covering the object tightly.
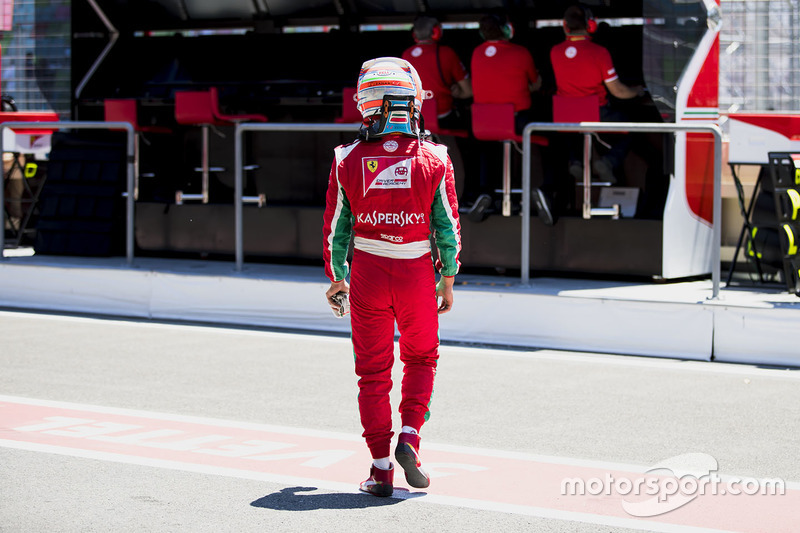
[521,121,724,298]
[2,120,723,299]
[0,121,135,264]
[233,122,359,271]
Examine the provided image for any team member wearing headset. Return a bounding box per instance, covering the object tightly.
[402,16,481,206]
[550,4,644,184]
[469,13,551,223]
[402,15,472,130]
[471,13,542,134]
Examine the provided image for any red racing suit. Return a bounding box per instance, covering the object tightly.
[322,133,461,459]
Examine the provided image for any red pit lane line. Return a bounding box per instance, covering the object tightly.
[1,396,797,532]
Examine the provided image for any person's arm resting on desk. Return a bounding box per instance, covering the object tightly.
[605,78,644,100]
[451,78,473,100]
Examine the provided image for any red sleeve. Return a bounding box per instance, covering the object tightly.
[524,48,538,85]
[440,46,468,86]
[322,150,353,283]
[597,46,618,83]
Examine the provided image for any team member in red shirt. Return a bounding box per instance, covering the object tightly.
[550,4,643,184]
[469,13,548,221]
[471,13,542,133]
[402,15,481,206]
[402,15,472,130]
[323,57,461,498]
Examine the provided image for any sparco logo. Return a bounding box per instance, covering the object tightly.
[381,234,403,243]
[357,211,425,226]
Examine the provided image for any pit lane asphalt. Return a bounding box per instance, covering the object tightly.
[1,309,798,532]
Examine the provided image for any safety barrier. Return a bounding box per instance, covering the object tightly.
[521,121,723,298]
[0,121,135,264]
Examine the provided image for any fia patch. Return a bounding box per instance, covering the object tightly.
[362,156,412,192]
[383,140,398,152]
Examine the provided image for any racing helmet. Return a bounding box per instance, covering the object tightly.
[356,57,427,138]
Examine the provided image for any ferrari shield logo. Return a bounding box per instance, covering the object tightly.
[367,160,378,172]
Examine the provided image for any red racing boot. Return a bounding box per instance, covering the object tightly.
[359,463,394,497]
[394,432,430,489]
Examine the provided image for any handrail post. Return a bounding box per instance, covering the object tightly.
[124,123,135,265]
[0,125,6,261]
[711,125,722,299]
[521,128,531,286]
[234,124,244,271]
[582,132,592,219]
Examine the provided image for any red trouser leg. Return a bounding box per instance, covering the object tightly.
[394,255,439,431]
[350,250,440,459]
[351,251,396,459]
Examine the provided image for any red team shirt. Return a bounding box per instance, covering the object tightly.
[550,35,618,107]
[402,42,468,116]
[471,40,538,112]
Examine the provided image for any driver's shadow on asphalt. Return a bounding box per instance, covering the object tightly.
[251,486,425,510]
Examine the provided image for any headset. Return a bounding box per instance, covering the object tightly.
[411,16,447,88]
[431,22,443,41]
[413,16,443,43]
[480,13,514,41]
[562,5,597,35]
[502,20,514,39]
[584,6,597,34]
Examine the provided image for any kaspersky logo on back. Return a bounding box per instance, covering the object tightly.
[363,156,412,192]
[357,211,425,227]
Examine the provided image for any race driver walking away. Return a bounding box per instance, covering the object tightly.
[323,57,462,497]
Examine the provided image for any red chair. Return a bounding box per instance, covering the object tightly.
[551,94,620,219]
[421,96,468,138]
[552,94,600,123]
[174,87,267,204]
[334,87,362,124]
[104,98,171,200]
[471,102,549,216]
[105,98,172,134]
